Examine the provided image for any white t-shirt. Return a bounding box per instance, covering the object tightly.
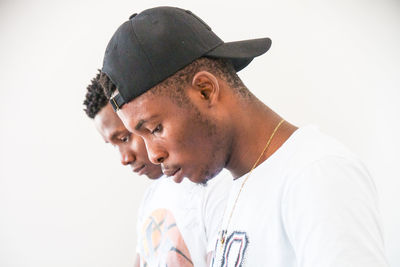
[136,171,232,267]
[211,125,388,267]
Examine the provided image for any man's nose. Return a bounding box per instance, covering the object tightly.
[147,144,168,165]
[120,150,135,166]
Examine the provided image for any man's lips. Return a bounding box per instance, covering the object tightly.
[162,166,185,183]
[132,164,146,175]
[162,167,181,177]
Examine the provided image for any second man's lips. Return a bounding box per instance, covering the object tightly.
[133,164,145,173]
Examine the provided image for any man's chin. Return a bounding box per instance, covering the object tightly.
[147,170,163,180]
[198,178,210,187]
[191,167,222,186]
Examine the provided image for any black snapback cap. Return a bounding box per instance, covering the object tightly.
[102,6,272,111]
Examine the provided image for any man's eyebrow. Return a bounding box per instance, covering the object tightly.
[135,119,146,131]
[135,115,159,131]
[110,130,127,141]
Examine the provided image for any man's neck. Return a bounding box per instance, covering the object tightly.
[225,100,297,179]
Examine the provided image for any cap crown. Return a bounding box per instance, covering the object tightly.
[102,7,223,103]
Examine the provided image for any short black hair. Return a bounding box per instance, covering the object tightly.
[100,57,251,102]
[83,70,108,119]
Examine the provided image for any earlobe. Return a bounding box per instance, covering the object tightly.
[191,71,220,105]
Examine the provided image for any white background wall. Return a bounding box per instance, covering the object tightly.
[0,0,399,266]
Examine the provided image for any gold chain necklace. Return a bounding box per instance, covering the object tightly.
[220,119,285,245]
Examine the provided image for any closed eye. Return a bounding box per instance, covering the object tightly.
[151,124,162,135]
[120,133,131,143]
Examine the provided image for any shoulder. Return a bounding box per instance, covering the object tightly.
[279,125,379,208]
[281,125,365,176]
[284,155,376,201]
[280,152,387,267]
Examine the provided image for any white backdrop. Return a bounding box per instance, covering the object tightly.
[0,0,399,266]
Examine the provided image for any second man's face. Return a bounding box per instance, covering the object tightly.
[94,103,163,180]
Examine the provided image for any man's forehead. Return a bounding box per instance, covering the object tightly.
[119,94,165,132]
[120,91,160,117]
[116,96,147,132]
[98,103,121,123]
[95,104,127,138]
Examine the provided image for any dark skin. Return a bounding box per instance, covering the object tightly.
[117,71,297,183]
[94,103,163,179]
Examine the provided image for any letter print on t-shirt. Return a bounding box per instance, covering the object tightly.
[212,231,249,267]
[140,208,193,267]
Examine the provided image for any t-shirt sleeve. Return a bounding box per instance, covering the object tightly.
[203,172,232,253]
[282,156,388,267]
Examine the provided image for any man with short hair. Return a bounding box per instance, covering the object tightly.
[83,71,231,267]
[98,6,389,266]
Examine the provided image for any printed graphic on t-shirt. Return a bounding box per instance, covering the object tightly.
[211,231,249,267]
[140,208,193,267]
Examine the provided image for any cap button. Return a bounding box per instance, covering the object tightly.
[129,13,137,20]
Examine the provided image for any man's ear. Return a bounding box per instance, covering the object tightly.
[191,71,220,106]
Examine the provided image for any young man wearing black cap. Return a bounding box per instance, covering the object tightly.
[83,72,232,267]
[99,6,388,267]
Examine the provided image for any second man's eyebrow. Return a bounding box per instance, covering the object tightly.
[110,130,127,140]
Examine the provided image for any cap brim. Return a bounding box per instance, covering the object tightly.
[205,37,271,71]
